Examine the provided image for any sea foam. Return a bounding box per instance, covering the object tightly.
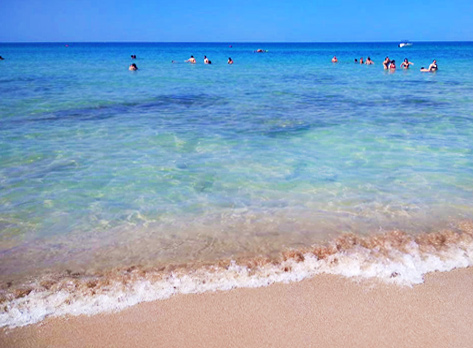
[1,221,473,328]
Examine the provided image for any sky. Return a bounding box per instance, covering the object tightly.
[0,0,472,42]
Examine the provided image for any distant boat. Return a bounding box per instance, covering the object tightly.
[398,41,413,48]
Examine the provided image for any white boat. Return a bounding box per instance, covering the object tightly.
[398,41,413,48]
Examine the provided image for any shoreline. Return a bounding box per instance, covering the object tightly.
[1,221,473,329]
[2,267,473,348]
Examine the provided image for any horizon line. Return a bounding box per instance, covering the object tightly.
[1,40,473,44]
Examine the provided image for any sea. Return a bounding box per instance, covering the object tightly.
[1,42,473,327]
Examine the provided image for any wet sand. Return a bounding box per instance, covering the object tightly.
[2,267,473,348]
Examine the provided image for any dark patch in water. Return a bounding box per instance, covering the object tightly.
[265,123,312,137]
[176,162,189,170]
[264,121,332,138]
[398,97,449,107]
[0,77,37,84]
[193,180,214,193]
[137,94,228,110]
[33,87,52,92]
[3,94,229,127]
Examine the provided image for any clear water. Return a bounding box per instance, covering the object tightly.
[1,42,473,282]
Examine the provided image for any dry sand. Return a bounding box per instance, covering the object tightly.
[2,267,473,348]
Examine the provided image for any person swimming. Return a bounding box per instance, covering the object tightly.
[383,57,391,70]
[400,58,414,69]
[332,56,338,63]
[365,57,374,65]
[354,58,358,63]
[185,55,196,64]
[255,49,267,53]
[228,57,233,64]
[129,63,138,71]
[0,56,4,60]
[421,60,438,72]
[204,56,212,64]
[359,57,364,64]
[389,60,396,70]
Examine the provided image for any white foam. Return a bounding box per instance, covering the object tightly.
[1,239,473,328]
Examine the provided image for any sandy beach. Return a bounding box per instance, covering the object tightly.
[2,266,473,348]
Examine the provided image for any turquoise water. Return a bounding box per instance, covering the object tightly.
[1,42,473,281]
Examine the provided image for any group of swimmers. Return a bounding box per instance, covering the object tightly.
[332,56,375,65]
[128,53,437,72]
[129,55,234,70]
[332,55,438,72]
[183,55,234,65]
[382,57,437,72]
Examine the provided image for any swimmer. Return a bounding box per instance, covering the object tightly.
[204,56,212,64]
[185,55,196,64]
[332,56,338,63]
[0,56,4,60]
[389,60,396,70]
[255,49,266,53]
[383,57,391,70]
[365,57,374,65]
[354,58,358,63]
[129,63,138,71]
[400,58,414,69]
[228,57,233,64]
[420,59,438,72]
[359,57,364,64]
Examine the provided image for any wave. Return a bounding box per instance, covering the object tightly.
[1,221,472,328]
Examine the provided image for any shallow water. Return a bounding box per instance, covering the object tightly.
[1,43,473,325]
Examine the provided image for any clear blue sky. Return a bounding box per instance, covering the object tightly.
[1,0,472,42]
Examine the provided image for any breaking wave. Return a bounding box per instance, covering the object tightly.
[1,221,473,328]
